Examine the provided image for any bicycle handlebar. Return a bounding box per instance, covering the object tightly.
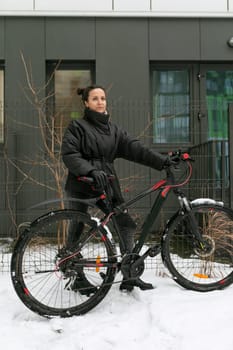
[165,150,194,188]
[167,150,194,163]
[77,151,194,189]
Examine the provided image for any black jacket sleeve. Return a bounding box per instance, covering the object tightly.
[61,121,96,176]
[116,129,166,171]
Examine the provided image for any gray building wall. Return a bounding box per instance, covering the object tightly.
[0,16,233,236]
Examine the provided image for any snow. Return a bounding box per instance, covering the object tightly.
[1,269,233,350]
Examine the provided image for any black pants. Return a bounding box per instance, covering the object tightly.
[66,191,136,253]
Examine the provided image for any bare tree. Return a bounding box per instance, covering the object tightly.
[3,54,70,238]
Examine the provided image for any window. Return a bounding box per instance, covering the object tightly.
[151,67,190,144]
[0,68,4,143]
[46,61,94,130]
[206,70,233,140]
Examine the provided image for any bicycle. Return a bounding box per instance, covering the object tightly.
[11,151,233,318]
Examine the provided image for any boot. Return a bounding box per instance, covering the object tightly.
[119,278,134,292]
[69,272,97,296]
[120,278,154,292]
[117,221,154,292]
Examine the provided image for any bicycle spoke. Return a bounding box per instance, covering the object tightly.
[11,210,117,317]
[163,204,233,291]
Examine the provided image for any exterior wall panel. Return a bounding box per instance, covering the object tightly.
[95,18,152,206]
[152,0,227,13]
[149,19,200,60]
[45,18,95,59]
[96,18,149,104]
[4,17,46,225]
[5,17,45,119]
[36,0,112,12]
[0,18,4,58]
[200,19,233,60]
[230,0,233,11]
[0,0,33,11]
[95,18,150,144]
[114,0,150,11]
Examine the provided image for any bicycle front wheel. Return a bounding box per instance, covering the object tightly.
[162,204,233,292]
[11,210,117,317]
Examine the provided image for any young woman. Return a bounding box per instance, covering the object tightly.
[62,85,171,293]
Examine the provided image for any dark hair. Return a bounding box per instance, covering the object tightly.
[77,85,106,102]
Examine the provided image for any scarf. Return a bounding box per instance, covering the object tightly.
[83,108,111,134]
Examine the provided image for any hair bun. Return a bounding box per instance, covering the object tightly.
[77,88,84,96]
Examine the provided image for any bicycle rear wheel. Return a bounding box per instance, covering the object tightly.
[11,210,117,317]
[162,204,233,291]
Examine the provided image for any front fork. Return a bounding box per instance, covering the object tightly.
[179,195,209,250]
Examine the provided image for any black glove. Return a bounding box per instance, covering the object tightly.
[90,170,108,190]
[163,155,180,169]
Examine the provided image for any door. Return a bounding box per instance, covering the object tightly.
[199,64,233,143]
[151,62,233,204]
[151,63,233,147]
[198,65,233,203]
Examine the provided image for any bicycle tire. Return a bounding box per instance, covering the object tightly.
[162,204,233,292]
[11,210,117,317]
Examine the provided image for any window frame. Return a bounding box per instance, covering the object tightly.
[46,60,95,124]
[44,60,95,152]
[0,63,4,146]
[150,62,196,153]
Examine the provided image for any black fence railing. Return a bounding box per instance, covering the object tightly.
[189,140,229,206]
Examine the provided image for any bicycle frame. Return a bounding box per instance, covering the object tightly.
[116,179,169,255]
[74,157,193,258]
[102,157,205,259]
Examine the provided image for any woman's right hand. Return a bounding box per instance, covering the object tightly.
[90,170,108,190]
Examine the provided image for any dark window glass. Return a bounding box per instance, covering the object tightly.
[206,70,233,140]
[47,62,94,130]
[152,69,190,144]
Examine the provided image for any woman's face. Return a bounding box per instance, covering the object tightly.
[85,88,107,113]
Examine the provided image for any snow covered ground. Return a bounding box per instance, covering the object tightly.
[1,269,233,350]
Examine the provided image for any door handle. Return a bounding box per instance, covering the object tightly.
[198,111,205,120]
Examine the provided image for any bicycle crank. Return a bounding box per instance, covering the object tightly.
[121,254,145,279]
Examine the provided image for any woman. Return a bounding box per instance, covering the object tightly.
[62,85,170,293]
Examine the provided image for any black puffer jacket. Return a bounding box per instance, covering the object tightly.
[62,108,166,205]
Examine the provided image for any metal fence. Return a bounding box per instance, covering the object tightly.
[189,140,229,205]
[1,103,232,272]
[0,242,12,273]
[0,242,167,275]
[1,140,231,273]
